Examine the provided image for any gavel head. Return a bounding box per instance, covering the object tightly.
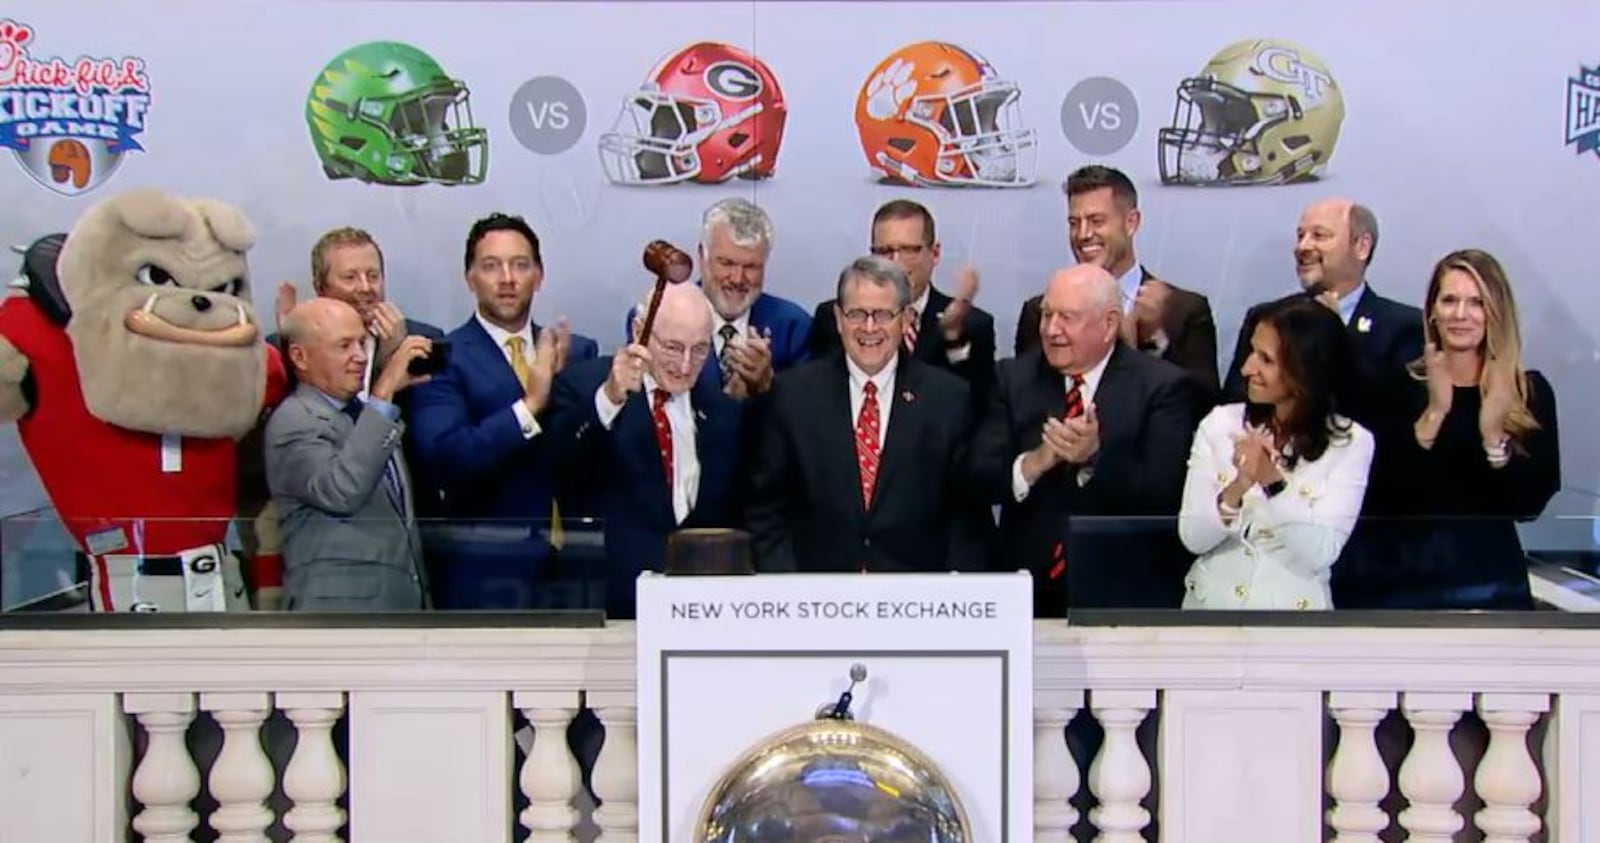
[643,239,693,283]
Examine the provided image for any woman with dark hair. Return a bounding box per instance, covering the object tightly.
[1178,297,1374,609]
[1346,249,1560,609]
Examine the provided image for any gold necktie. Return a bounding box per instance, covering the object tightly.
[505,336,532,390]
[505,335,564,550]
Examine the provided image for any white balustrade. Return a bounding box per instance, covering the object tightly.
[1397,692,1470,842]
[1034,690,1083,843]
[1473,692,1548,843]
[515,690,582,842]
[1325,691,1395,843]
[277,691,346,843]
[1086,689,1154,843]
[589,691,639,843]
[201,692,275,843]
[125,691,201,843]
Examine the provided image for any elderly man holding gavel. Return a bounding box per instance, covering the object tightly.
[548,278,754,619]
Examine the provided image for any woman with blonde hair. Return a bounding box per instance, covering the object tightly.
[1346,249,1560,610]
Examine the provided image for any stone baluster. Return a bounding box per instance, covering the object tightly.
[589,691,638,843]
[126,692,201,843]
[1035,690,1083,843]
[515,691,582,841]
[201,692,275,843]
[1325,691,1395,843]
[1473,693,1548,843]
[277,692,346,843]
[1397,692,1469,843]
[1086,689,1155,843]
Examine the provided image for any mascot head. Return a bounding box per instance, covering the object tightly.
[57,188,267,438]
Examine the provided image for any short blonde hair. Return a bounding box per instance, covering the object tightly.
[310,227,384,291]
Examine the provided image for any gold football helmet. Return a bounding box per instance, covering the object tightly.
[1158,38,1345,186]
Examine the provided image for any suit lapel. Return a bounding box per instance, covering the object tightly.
[688,366,728,520]
[1091,344,1135,445]
[618,386,675,524]
[460,317,522,398]
[912,288,949,361]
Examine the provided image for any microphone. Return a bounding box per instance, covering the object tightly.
[827,663,868,720]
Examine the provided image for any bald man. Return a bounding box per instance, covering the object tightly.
[548,282,751,618]
[973,265,1203,614]
[264,298,435,610]
[1220,198,1423,411]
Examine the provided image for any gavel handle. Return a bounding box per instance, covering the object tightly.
[636,275,669,345]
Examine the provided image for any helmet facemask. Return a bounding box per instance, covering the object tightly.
[375,79,487,184]
[909,81,1036,187]
[1159,77,1310,186]
[599,88,722,184]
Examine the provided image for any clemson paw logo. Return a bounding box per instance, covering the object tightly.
[865,58,916,120]
[0,19,34,71]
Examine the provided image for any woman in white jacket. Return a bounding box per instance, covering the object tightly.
[1179,296,1374,610]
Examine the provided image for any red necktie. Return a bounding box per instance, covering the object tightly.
[652,388,673,489]
[855,381,881,507]
[1063,374,1085,419]
[903,306,920,352]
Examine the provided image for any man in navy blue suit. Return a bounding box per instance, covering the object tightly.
[550,282,747,619]
[1221,197,1423,421]
[408,213,599,609]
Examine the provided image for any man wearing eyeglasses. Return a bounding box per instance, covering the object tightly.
[749,255,990,574]
[548,282,748,619]
[805,199,997,408]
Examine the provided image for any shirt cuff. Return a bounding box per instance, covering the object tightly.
[511,399,542,440]
[945,342,972,364]
[593,385,624,429]
[363,396,401,423]
[1011,454,1033,502]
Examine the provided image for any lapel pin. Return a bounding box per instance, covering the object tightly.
[901,390,915,403]
[1356,316,1372,333]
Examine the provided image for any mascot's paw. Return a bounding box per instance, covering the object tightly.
[0,335,31,423]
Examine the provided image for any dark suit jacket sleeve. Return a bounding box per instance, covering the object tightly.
[971,360,1024,504]
[805,301,840,360]
[776,307,813,369]
[745,379,800,572]
[267,403,402,517]
[1082,374,1201,513]
[1166,292,1220,400]
[1015,296,1042,357]
[951,308,997,402]
[943,385,991,572]
[545,358,611,484]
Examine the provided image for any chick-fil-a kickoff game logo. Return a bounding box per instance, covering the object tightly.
[0,19,152,195]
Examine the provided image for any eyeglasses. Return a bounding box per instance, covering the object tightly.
[653,339,713,360]
[841,308,903,325]
[869,244,928,258]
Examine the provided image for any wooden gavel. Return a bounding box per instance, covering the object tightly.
[637,240,693,344]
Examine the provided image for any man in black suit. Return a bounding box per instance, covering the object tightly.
[976,264,1202,615]
[750,255,989,573]
[1220,197,1423,415]
[807,199,997,408]
[1015,165,1219,399]
[548,283,747,619]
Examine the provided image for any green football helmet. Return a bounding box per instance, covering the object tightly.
[306,41,488,186]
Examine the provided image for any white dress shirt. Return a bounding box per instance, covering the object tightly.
[1010,346,1112,501]
[1176,403,1374,610]
[910,285,972,363]
[846,355,897,452]
[1115,263,1142,315]
[474,312,541,439]
[357,334,377,400]
[594,374,701,524]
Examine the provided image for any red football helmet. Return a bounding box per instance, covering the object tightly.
[599,42,787,185]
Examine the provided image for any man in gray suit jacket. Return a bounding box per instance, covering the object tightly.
[266,297,435,610]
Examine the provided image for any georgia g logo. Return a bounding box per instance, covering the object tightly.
[704,61,762,100]
[0,19,153,195]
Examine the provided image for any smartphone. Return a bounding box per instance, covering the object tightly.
[408,338,451,377]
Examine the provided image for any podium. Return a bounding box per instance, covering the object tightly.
[636,571,1034,841]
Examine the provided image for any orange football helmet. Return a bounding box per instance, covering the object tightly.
[48,139,91,189]
[855,41,1036,188]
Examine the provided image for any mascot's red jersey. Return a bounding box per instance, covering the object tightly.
[0,295,287,555]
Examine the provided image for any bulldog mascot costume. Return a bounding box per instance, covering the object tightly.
[0,188,287,612]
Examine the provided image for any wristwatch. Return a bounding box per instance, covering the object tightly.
[1263,478,1288,498]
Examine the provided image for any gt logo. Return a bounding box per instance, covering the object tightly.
[1253,46,1332,104]
[704,61,762,100]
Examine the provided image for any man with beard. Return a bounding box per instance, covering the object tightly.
[409,212,599,609]
[1219,197,1423,414]
[1015,165,1218,399]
